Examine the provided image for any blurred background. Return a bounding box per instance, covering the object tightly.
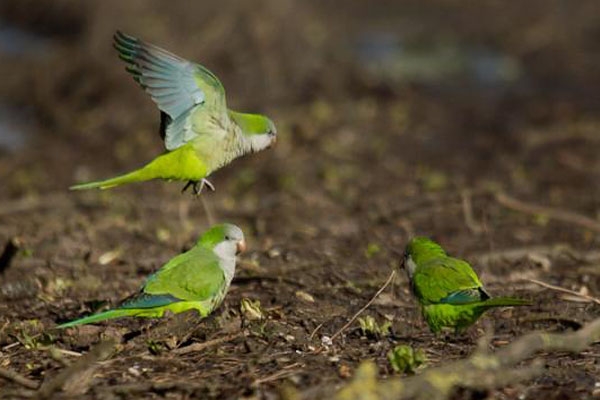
[1,0,599,199]
[1,1,599,397]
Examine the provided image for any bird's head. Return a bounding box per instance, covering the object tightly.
[229,111,277,152]
[198,223,246,258]
[401,237,446,279]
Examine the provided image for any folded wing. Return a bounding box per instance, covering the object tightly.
[413,258,485,304]
[141,246,226,303]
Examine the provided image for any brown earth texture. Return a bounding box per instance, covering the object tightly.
[0,1,599,399]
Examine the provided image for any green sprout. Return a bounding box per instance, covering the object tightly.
[387,344,427,374]
[240,298,264,321]
[358,315,391,338]
[365,243,381,259]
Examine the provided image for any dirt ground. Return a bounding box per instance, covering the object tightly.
[1,1,599,399]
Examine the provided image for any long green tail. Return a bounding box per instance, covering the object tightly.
[70,144,208,190]
[57,309,135,328]
[70,168,151,190]
[479,297,531,309]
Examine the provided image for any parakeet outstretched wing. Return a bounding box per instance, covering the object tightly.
[114,31,227,150]
[141,246,226,302]
[412,257,487,305]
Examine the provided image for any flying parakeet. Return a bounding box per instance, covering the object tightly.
[402,237,530,334]
[71,31,277,194]
[58,223,246,328]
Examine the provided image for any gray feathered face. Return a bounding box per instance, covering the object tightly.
[199,223,246,258]
[229,111,277,152]
[224,224,246,255]
[242,116,277,154]
[248,131,276,153]
[403,253,418,281]
[401,237,446,281]
[212,224,246,259]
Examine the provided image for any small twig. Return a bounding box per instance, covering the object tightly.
[495,192,600,233]
[330,270,396,342]
[252,362,304,387]
[1,333,44,352]
[50,348,83,358]
[47,347,82,368]
[171,332,244,355]
[0,366,39,390]
[461,190,484,235]
[527,278,600,305]
[2,342,21,351]
[309,322,325,341]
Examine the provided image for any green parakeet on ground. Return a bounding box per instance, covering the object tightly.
[402,237,530,334]
[71,31,277,194]
[58,223,246,328]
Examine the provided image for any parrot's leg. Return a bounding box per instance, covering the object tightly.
[181,180,195,193]
[193,179,215,195]
[181,179,215,195]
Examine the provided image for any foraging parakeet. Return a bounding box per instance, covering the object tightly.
[71,31,276,194]
[58,223,246,328]
[402,237,530,334]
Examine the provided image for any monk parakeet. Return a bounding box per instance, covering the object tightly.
[58,223,246,328]
[402,237,530,334]
[71,31,276,194]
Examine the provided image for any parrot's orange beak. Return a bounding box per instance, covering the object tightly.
[236,239,247,255]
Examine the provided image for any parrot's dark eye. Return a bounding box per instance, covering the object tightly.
[225,235,231,241]
[268,130,275,136]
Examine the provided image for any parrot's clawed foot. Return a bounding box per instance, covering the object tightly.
[181,179,215,195]
[199,179,215,193]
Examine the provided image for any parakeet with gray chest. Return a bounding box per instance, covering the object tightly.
[71,31,276,194]
[58,224,245,328]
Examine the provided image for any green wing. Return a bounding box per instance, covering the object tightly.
[114,31,227,150]
[118,293,183,310]
[413,257,486,305]
[141,245,226,302]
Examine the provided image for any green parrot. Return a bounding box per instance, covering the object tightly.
[58,223,246,328]
[402,237,530,334]
[71,31,277,194]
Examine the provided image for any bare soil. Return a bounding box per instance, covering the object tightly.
[0,1,599,399]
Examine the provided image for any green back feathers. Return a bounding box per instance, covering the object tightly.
[405,237,485,304]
